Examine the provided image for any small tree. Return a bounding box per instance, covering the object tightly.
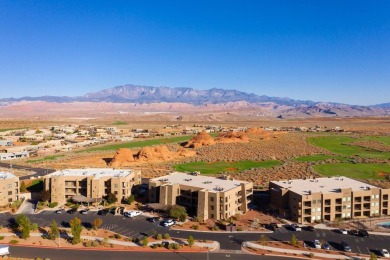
[40,190,51,202]
[370,252,378,260]
[70,217,82,244]
[105,192,117,204]
[142,237,149,247]
[92,218,103,230]
[187,235,194,247]
[290,234,298,247]
[20,181,27,193]
[259,235,269,249]
[15,214,32,239]
[126,195,135,205]
[49,220,59,240]
[169,205,187,221]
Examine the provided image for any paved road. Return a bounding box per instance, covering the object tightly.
[0,162,55,180]
[1,211,390,256]
[8,246,294,260]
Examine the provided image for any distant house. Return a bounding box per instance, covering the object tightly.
[0,152,29,160]
[0,140,13,147]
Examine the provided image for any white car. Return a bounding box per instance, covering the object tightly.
[162,219,176,227]
[291,224,301,231]
[381,249,390,258]
[124,210,141,218]
[313,240,321,249]
[339,229,348,235]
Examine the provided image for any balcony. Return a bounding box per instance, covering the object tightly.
[384,195,389,201]
[304,209,311,215]
[335,199,342,204]
[364,196,370,202]
[324,200,331,206]
[354,197,362,203]
[335,206,342,212]
[303,201,311,207]
[354,206,362,211]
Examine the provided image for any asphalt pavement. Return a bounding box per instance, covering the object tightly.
[1,211,390,255]
[8,246,297,260]
[0,162,55,180]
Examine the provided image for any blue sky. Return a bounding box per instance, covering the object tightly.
[1,1,389,105]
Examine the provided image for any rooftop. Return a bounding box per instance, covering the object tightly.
[47,168,134,179]
[271,176,379,195]
[150,172,249,192]
[0,172,17,179]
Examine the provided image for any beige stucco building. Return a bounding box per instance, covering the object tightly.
[148,172,253,221]
[0,172,19,206]
[44,168,141,204]
[270,176,390,223]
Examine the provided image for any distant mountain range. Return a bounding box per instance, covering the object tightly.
[0,84,389,118]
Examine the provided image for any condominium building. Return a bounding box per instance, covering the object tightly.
[0,172,19,206]
[43,168,142,204]
[270,176,390,223]
[148,172,253,221]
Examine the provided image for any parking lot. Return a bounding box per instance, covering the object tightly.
[1,211,390,254]
[270,225,390,256]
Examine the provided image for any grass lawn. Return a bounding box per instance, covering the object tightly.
[0,127,26,132]
[308,136,390,159]
[173,160,282,175]
[27,155,65,163]
[80,135,193,152]
[112,121,128,125]
[363,136,390,146]
[313,163,390,180]
[294,154,350,162]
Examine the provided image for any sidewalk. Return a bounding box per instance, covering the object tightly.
[243,241,366,259]
[0,232,219,250]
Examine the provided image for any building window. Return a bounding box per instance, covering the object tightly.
[376,195,380,199]
[210,197,214,202]
[114,184,118,188]
[211,206,214,210]
[211,214,214,219]
[7,184,12,189]
[8,191,12,196]
[8,198,12,203]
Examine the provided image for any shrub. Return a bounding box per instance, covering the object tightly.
[168,205,187,221]
[114,233,121,239]
[20,181,27,192]
[290,234,298,246]
[237,226,243,231]
[192,224,199,230]
[101,237,109,247]
[156,234,163,240]
[309,253,314,258]
[187,235,195,247]
[142,237,149,247]
[37,201,46,210]
[39,190,50,202]
[213,226,220,231]
[163,233,170,239]
[92,218,103,230]
[0,236,4,240]
[49,220,59,240]
[31,223,38,231]
[70,217,82,244]
[10,239,19,244]
[48,202,58,208]
[168,243,180,250]
[15,214,32,239]
[105,192,118,204]
[126,195,135,205]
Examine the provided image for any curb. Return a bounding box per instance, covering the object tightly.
[171,228,273,234]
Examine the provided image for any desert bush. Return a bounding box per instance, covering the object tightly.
[168,243,180,250]
[163,233,170,239]
[48,202,58,208]
[10,239,19,244]
[156,234,163,240]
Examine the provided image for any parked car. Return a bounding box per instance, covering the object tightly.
[358,229,369,237]
[291,224,301,231]
[98,209,109,216]
[339,229,348,235]
[146,217,161,223]
[80,209,90,215]
[380,249,390,258]
[322,243,331,250]
[67,208,77,214]
[0,245,9,256]
[306,226,315,231]
[124,210,142,218]
[269,223,279,231]
[161,219,176,227]
[348,229,359,236]
[313,240,321,249]
[341,240,351,252]
[55,209,65,214]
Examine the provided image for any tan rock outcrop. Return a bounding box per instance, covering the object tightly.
[109,148,135,167]
[184,130,215,148]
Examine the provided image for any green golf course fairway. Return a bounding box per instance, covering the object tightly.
[173,160,282,175]
[313,163,390,180]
